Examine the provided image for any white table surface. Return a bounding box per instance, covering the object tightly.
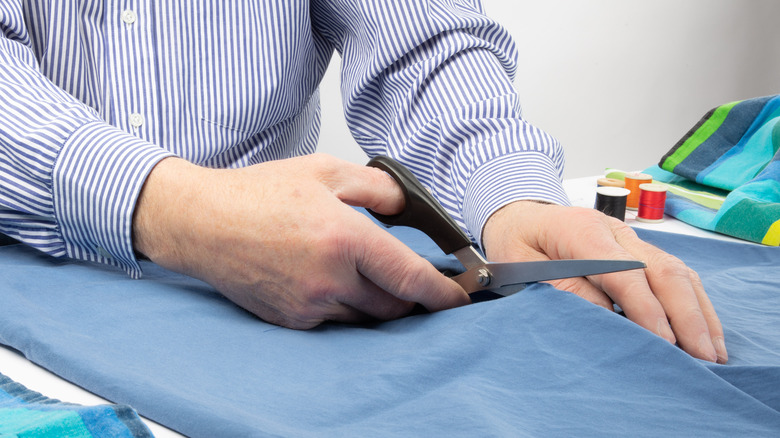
[0,175,749,437]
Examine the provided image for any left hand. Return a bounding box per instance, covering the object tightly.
[132,155,469,329]
[482,200,727,363]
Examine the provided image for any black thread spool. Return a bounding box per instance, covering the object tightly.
[594,187,630,221]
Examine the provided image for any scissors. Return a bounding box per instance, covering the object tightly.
[366,156,646,297]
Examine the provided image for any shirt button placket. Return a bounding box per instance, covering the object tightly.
[120,7,144,133]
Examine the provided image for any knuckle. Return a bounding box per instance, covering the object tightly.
[648,252,689,281]
[670,304,706,327]
[233,285,323,330]
[306,152,335,167]
[610,219,638,240]
[559,211,602,239]
[565,207,602,225]
[284,283,332,327]
[562,208,612,236]
[393,258,429,295]
[315,231,342,260]
[305,153,340,182]
[299,275,336,303]
[312,219,352,261]
[553,209,624,255]
[688,268,704,289]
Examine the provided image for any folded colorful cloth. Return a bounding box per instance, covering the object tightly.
[632,95,780,245]
[0,372,152,438]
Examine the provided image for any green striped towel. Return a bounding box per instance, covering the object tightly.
[0,372,152,437]
[611,95,780,245]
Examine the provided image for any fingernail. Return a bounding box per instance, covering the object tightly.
[713,336,728,364]
[698,333,718,363]
[656,318,676,344]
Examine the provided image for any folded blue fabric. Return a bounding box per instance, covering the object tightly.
[0,372,152,437]
[0,213,779,437]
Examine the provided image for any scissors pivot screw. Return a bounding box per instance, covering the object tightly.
[477,268,492,287]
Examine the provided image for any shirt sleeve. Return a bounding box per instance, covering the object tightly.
[311,0,571,246]
[0,9,172,278]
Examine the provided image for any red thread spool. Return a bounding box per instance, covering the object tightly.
[624,173,653,210]
[636,183,667,223]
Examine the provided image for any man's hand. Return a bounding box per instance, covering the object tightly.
[483,201,728,364]
[132,154,470,329]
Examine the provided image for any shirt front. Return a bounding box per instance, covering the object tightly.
[0,0,569,277]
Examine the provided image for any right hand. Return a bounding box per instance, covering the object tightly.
[132,154,470,329]
[483,201,727,363]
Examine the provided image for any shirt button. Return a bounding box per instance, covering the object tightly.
[121,10,137,25]
[129,113,144,128]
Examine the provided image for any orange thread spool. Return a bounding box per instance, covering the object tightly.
[624,173,652,210]
[636,183,667,223]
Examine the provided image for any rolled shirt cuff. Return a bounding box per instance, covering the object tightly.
[52,122,174,278]
[462,151,571,248]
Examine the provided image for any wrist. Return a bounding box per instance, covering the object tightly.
[132,157,204,267]
[482,200,558,261]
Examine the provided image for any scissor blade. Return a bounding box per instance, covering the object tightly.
[453,259,646,297]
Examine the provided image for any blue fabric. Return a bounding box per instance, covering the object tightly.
[0,372,152,437]
[1,213,779,437]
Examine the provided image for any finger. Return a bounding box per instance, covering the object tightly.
[309,303,374,327]
[279,257,415,327]
[352,215,470,312]
[562,223,680,345]
[645,253,716,362]
[337,275,417,321]
[486,225,616,311]
[229,283,373,330]
[313,155,405,215]
[605,225,718,362]
[592,264,679,346]
[502,241,616,311]
[690,268,728,363]
[547,276,614,311]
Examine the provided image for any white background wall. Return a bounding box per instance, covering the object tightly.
[317,0,780,178]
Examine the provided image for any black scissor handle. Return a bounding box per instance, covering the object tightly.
[366,156,472,255]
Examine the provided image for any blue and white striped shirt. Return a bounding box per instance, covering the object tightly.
[0,0,569,278]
